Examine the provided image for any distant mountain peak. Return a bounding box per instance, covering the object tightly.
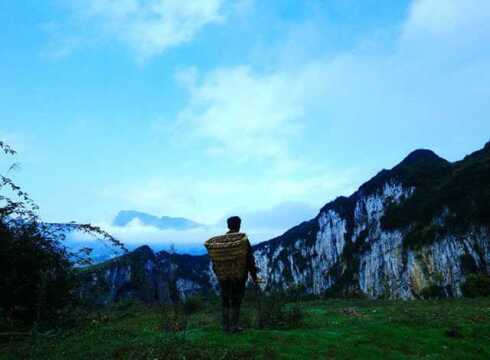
[113,210,205,231]
[398,149,448,167]
[132,245,154,257]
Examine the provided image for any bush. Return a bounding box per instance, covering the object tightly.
[159,304,188,333]
[420,285,446,299]
[0,140,125,326]
[462,274,490,298]
[0,220,76,324]
[284,283,308,302]
[182,296,205,315]
[112,298,143,312]
[257,293,305,330]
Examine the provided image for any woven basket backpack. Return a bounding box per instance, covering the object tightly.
[205,233,249,281]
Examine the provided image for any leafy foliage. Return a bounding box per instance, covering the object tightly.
[0,220,75,323]
[382,142,490,248]
[159,302,189,334]
[0,140,126,325]
[256,291,305,330]
[182,296,205,315]
[462,274,490,298]
[420,285,447,300]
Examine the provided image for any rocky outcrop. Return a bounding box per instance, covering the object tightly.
[78,245,215,305]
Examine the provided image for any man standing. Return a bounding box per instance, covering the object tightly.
[205,216,260,333]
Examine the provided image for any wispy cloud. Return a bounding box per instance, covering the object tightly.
[402,0,490,41]
[102,170,357,225]
[174,65,308,169]
[221,201,318,233]
[47,0,226,60]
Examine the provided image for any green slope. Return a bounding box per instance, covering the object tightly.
[2,298,489,360]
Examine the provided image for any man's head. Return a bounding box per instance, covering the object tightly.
[226,216,241,233]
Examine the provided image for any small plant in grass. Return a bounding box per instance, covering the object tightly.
[420,271,448,299]
[420,285,446,299]
[112,298,142,311]
[182,295,205,315]
[446,324,464,338]
[389,307,434,327]
[238,310,255,329]
[462,273,490,298]
[257,292,305,330]
[285,283,307,303]
[159,303,188,333]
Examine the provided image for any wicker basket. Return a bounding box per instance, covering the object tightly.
[205,233,249,281]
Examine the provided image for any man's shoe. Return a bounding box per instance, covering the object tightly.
[230,305,243,333]
[230,325,243,333]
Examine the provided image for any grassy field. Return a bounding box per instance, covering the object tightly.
[1,297,489,359]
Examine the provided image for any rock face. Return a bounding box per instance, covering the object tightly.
[78,245,216,305]
[255,145,489,299]
[79,143,490,302]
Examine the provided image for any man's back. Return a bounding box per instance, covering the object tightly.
[205,216,259,333]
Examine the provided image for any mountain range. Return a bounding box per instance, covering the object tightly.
[79,142,490,304]
[113,210,206,230]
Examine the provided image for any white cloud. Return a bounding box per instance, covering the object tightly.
[175,65,307,167]
[69,200,318,254]
[400,0,490,58]
[102,169,357,226]
[221,201,318,233]
[69,220,282,255]
[403,0,490,38]
[51,0,225,60]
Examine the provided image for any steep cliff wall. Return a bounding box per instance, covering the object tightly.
[253,145,489,299]
[255,180,489,299]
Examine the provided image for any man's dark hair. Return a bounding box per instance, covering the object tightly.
[227,216,241,232]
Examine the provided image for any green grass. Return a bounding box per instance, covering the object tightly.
[1,297,490,359]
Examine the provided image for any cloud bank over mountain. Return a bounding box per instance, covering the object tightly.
[66,201,318,256]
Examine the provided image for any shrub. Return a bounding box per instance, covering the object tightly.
[112,298,143,312]
[284,283,307,303]
[420,285,446,299]
[257,293,304,330]
[159,304,188,333]
[0,220,76,324]
[0,140,126,326]
[182,296,205,315]
[462,274,490,298]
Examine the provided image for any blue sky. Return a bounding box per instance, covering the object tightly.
[1,0,490,248]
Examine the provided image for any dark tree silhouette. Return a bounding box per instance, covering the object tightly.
[0,140,127,325]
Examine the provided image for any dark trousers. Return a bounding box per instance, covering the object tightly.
[219,277,246,308]
[219,277,246,331]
